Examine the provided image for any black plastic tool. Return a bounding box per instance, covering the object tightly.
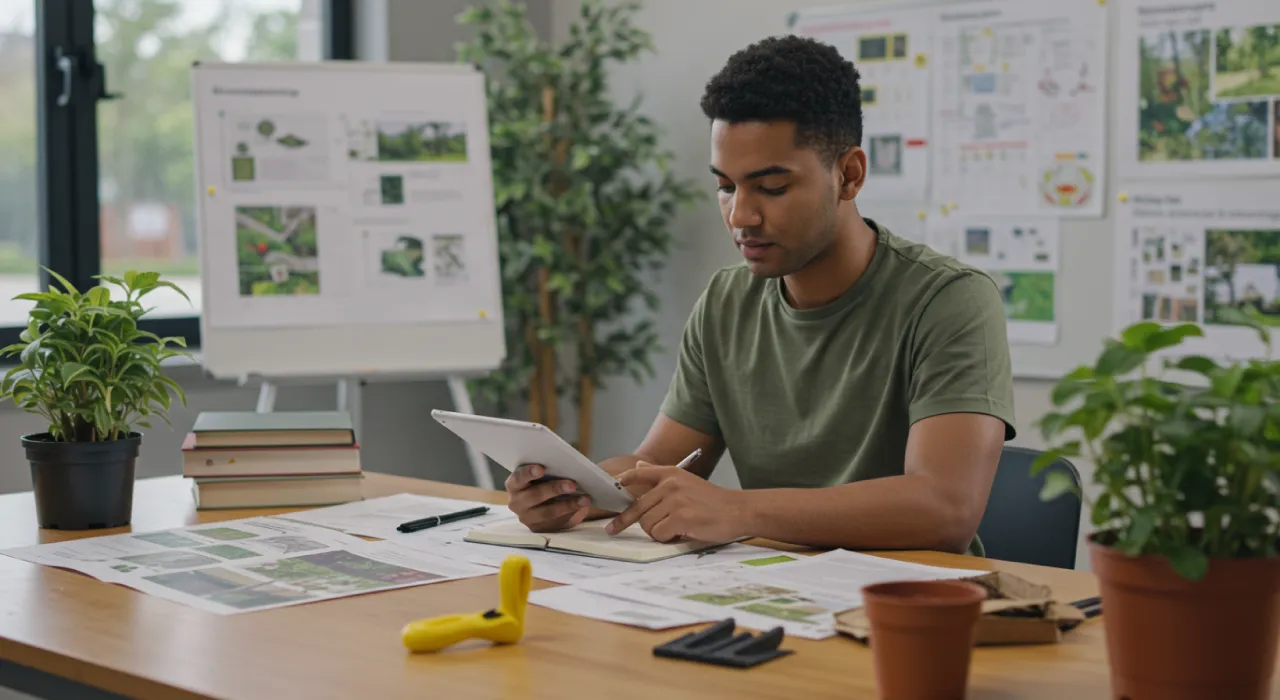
[653,619,792,669]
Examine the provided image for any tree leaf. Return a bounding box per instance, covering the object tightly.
[1119,509,1157,555]
[1095,340,1146,377]
[1173,355,1219,377]
[1230,404,1266,435]
[59,362,93,385]
[1164,545,1210,581]
[1121,321,1161,349]
[1051,380,1089,406]
[1142,323,1203,353]
[1090,491,1113,526]
[1039,469,1079,501]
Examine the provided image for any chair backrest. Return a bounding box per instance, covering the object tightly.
[975,446,1083,569]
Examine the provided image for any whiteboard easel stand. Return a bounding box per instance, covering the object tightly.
[244,373,495,491]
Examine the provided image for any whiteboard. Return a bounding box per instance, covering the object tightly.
[190,61,505,380]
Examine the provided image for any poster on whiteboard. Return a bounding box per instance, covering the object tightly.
[1115,181,1280,363]
[791,5,934,203]
[927,211,1060,345]
[930,0,1108,218]
[1117,1,1280,179]
[192,63,501,331]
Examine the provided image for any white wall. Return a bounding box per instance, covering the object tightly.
[550,0,1092,566]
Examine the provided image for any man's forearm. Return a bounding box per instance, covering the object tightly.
[737,475,979,554]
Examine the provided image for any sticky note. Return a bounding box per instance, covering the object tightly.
[916,210,926,220]
[207,186,216,195]
[1118,191,1129,202]
[478,309,488,319]
[915,53,927,68]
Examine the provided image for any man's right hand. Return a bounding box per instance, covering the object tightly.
[505,464,591,532]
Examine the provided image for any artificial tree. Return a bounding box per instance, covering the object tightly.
[456,0,699,455]
[1034,312,1279,698]
[1,269,192,529]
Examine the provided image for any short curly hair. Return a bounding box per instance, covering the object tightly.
[700,35,862,166]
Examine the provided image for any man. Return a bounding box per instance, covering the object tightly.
[505,35,1015,555]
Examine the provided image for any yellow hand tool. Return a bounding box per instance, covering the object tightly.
[400,554,531,652]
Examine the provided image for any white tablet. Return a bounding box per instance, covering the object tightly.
[430,409,635,513]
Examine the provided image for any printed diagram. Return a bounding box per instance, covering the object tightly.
[1039,161,1095,208]
[868,135,903,175]
[235,206,320,296]
[254,536,330,555]
[1138,29,1269,163]
[244,550,442,597]
[113,550,222,572]
[143,567,316,611]
[377,120,468,162]
[195,545,262,561]
[190,527,258,542]
[1128,227,1205,324]
[635,570,835,625]
[432,234,467,282]
[381,236,425,278]
[380,174,404,205]
[222,113,331,185]
[132,531,203,549]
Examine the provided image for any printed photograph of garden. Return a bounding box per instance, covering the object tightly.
[235,206,320,296]
[1214,25,1280,99]
[1204,228,1280,327]
[376,120,468,162]
[1138,29,1269,162]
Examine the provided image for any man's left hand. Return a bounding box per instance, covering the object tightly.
[605,463,749,543]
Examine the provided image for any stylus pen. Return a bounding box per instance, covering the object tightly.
[397,506,490,533]
[674,448,702,470]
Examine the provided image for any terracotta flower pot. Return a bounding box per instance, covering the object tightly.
[1090,536,1280,700]
[861,579,987,700]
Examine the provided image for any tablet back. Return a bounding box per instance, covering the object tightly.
[430,410,634,512]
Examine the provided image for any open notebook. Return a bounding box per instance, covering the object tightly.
[464,518,734,563]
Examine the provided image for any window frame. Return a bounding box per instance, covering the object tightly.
[0,0,355,354]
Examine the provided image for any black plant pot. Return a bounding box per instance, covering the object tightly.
[21,432,141,530]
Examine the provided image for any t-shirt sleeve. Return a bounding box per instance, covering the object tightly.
[908,271,1017,440]
[658,284,721,437]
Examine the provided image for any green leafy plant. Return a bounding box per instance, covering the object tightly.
[1034,309,1280,580]
[456,0,700,455]
[0,269,193,442]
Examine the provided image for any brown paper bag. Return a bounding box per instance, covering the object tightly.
[835,571,1087,646]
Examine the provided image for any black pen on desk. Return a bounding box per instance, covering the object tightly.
[396,506,490,533]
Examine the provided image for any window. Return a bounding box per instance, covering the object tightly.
[0,0,352,352]
[0,0,37,331]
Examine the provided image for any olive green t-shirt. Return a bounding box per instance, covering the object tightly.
[659,219,1016,556]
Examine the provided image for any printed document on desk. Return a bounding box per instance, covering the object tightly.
[579,550,985,639]
[278,492,514,539]
[0,516,492,615]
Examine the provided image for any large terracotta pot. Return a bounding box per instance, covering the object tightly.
[1089,535,1280,700]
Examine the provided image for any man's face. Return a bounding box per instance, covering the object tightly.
[710,119,842,278]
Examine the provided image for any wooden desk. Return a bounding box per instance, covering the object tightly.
[0,473,1189,699]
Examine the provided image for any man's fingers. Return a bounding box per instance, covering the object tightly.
[606,485,663,534]
[617,465,672,489]
[648,514,685,543]
[510,478,578,511]
[508,464,546,490]
[526,496,590,531]
[638,498,674,537]
[562,504,590,529]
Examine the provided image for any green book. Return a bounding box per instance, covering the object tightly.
[191,411,355,448]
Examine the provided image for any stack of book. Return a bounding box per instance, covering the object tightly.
[183,410,364,509]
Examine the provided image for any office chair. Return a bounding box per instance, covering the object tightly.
[975,446,1083,569]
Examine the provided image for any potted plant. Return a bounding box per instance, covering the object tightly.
[1,269,192,530]
[1034,314,1279,699]
[455,0,699,454]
